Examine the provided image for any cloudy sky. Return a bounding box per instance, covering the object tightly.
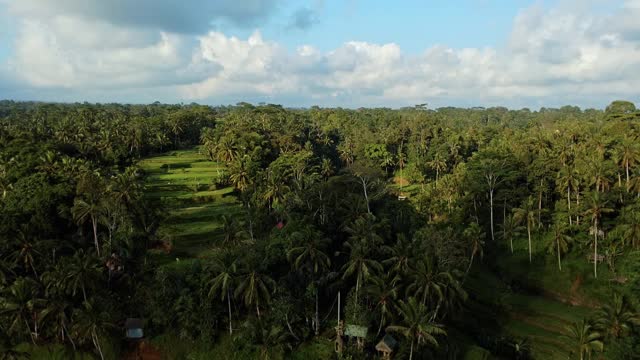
[0,0,638,108]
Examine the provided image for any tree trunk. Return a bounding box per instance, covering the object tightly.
[93,330,104,360]
[82,284,87,303]
[91,214,100,256]
[409,338,414,360]
[256,304,261,319]
[576,192,580,225]
[594,219,598,279]
[557,237,562,271]
[568,186,572,226]
[315,288,319,336]
[285,313,299,340]
[489,189,495,242]
[626,161,630,191]
[228,290,233,335]
[527,224,532,263]
[361,178,371,214]
[355,275,360,305]
[538,181,543,228]
[465,250,476,277]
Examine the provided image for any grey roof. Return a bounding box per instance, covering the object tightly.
[125,318,144,329]
[382,334,397,348]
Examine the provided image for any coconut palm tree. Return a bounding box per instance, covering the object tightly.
[563,320,603,360]
[514,196,537,263]
[366,273,400,336]
[463,223,485,276]
[382,234,414,275]
[65,250,101,302]
[545,221,572,271]
[71,197,105,256]
[207,251,240,335]
[593,293,640,339]
[498,214,522,253]
[341,234,382,305]
[557,166,579,225]
[71,300,115,360]
[235,270,276,319]
[428,154,447,186]
[612,137,640,191]
[386,297,446,360]
[619,208,640,249]
[584,192,612,278]
[0,277,43,344]
[286,227,330,335]
[342,214,384,303]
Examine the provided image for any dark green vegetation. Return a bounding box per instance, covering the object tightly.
[1,100,640,359]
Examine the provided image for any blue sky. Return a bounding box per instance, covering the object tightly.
[0,0,638,108]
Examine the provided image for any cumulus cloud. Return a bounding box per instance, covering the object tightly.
[1,0,640,107]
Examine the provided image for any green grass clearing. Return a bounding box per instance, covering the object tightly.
[139,147,241,258]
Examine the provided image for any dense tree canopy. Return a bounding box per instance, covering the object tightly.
[1,100,640,359]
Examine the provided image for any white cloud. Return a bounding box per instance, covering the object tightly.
[1,0,640,107]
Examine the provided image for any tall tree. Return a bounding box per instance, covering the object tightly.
[207,251,240,335]
[584,192,612,278]
[563,320,603,360]
[386,297,446,360]
[514,196,537,263]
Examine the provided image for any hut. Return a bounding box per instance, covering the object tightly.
[125,318,144,339]
[344,324,368,349]
[375,334,398,359]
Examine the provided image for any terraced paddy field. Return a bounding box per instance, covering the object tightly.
[466,268,593,359]
[139,148,241,258]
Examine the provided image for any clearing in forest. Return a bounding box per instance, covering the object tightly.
[139,147,241,258]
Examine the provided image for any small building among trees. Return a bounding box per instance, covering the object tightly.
[375,334,398,359]
[125,318,144,339]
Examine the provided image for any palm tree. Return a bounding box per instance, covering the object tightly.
[228,156,253,192]
[514,196,537,263]
[240,317,293,360]
[65,250,101,302]
[0,278,43,344]
[557,166,579,225]
[498,214,521,253]
[8,229,41,278]
[386,297,446,360]
[463,223,485,276]
[584,192,612,278]
[366,273,400,335]
[341,214,384,303]
[207,251,240,335]
[286,227,330,335]
[593,293,640,339]
[382,234,414,275]
[341,233,383,305]
[235,270,276,318]
[619,208,640,249]
[545,221,572,271]
[71,197,104,256]
[612,137,639,191]
[563,320,603,360]
[221,215,242,247]
[427,154,447,186]
[71,301,114,360]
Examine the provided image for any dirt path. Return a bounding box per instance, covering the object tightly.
[122,341,163,360]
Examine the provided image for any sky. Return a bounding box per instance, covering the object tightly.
[0,0,638,109]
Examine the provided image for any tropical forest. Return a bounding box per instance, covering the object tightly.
[2,100,640,359]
